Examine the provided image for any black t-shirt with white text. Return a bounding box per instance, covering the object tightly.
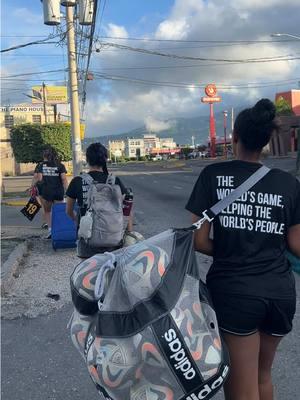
[186,160,300,299]
[36,161,66,193]
[66,171,126,216]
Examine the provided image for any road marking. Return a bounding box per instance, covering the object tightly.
[153,180,158,183]
[173,186,183,190]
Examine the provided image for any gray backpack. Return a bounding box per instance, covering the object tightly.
[78,173,124,248]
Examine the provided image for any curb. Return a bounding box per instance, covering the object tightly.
[2,200,27,206]
[1,240,29,295]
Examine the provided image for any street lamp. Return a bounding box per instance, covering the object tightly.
[271,33,300,40]
[223,110,228,159]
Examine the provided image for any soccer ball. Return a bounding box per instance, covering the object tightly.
[124,231,145,247]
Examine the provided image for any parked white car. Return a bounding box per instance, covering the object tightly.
[152,155,163,161]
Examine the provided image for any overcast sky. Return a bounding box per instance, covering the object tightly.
[1,0,300,137]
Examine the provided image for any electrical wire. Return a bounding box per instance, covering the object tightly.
[92,72,300,90]
[93,56,300,71]
[95,41,300,63]
[81,0,99,115]
[1,34,60,53]
[0,69,67,79]
[97,35,300,44]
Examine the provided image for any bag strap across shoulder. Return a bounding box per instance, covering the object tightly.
[193,165,270,230]
[106,173,116,185]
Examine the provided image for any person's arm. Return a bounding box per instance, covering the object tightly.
[61,173,68,193]
[59,164,68,192]
[288,225,300,258]
[186,167,213,254]
[192,214,213,256]
[66,196,77,222]
[288,181,300,257]
[65,177,80,222]
[27,172,39,194]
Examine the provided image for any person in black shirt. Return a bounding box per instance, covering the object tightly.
[186,99,300,400]
[36,147,68,238]
[66,142,130,258]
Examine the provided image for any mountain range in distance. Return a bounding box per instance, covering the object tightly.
[84,108,244,148]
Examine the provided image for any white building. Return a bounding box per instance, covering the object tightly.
[143,134,160,155]
[108,140,125,159]
[160,137,177,149]
[125,138,145,158]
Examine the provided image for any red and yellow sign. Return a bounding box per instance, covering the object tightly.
[201,96,222,103]
[205,84,217,97]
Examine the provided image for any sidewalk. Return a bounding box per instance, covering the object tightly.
[1,231,78,319]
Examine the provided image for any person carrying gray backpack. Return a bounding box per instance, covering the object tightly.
[66,143,131,258]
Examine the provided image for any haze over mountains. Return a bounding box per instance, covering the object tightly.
[85,108,243,148]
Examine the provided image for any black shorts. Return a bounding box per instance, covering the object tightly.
[211,292,296,337]
[40,187,64,202]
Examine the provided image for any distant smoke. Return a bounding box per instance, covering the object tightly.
[145,116,175,132]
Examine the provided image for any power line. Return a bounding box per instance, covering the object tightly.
[1,35,49,38]
[96,41,300,63]
[0,68,67,79]
[94,57,300,71]
[1,34,60,53]
[3,54,64,57]
[92,72,300,90]
[97,35,300,44]
[81,0,99,114]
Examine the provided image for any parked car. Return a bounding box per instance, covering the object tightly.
[152,155,163,161]
[188,151,199,159]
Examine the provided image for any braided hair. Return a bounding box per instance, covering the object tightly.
[86,142,109,175]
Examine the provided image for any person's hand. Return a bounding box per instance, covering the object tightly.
[26,186,34,195]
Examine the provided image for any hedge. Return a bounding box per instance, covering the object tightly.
[10,123,72,163]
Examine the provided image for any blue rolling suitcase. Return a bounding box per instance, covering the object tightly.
[51,203,77,250]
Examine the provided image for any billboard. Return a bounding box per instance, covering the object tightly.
[31,86,68,104]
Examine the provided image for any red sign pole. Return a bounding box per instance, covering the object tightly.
[209,102,216,158]
[201,84,220,158]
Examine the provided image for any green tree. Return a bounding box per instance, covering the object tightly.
[10,123,72,163]
[275,97,294,116]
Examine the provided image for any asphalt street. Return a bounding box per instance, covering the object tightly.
[2,158,299,400]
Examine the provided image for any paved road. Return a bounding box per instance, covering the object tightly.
[2,160,300,400]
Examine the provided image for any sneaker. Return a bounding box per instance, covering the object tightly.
[45,232,52,239]
[41,223,48,230]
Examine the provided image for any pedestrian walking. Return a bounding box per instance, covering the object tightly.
[66,142,132,258]
[186,98,300,400]
[35,147,68,238]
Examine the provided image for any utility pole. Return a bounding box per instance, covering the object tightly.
[223,110,228,159]
[191,135,195,148]
[231,107,234,133]
[66,5,82,176]
[42,82,47,123]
